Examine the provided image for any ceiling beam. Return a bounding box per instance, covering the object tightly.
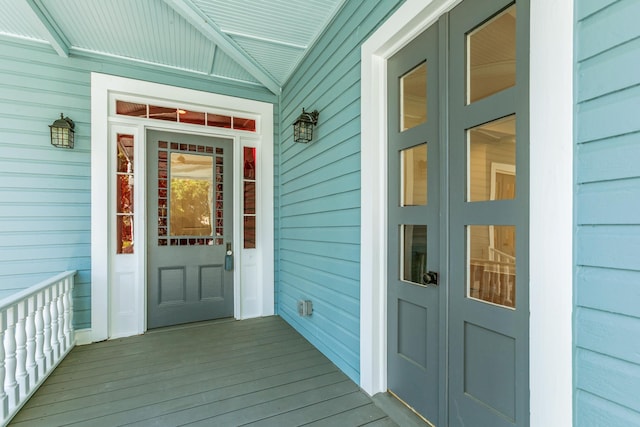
[25,0,70,57]
[163,0,281,94]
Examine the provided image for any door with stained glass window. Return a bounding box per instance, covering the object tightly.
[146,130,233,329]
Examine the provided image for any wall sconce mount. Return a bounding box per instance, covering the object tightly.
[49,113,75,149]
[293,108,319,143]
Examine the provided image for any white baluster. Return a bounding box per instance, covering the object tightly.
[49,287,60,362]
[34,292,45,379]
[25,296,37,390]
[4,307,18,409]
[56,284,65,354]
[0,312,8,419]
[42,290,52,372]
[63,278,72,348]
[15,302,29,397]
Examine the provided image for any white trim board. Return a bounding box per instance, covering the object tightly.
[360,0,573,425]
[90,73,274,342]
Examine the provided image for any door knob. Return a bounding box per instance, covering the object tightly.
[423,271,439,286]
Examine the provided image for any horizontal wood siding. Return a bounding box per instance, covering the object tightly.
[277,0,403,383]
[575,0,640,424]
[0,36,276,330]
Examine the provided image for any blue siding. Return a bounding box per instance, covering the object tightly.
[575,0,640,424]
[277,0,403,383]
[0,36,276,329]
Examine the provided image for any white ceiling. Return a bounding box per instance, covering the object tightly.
[0,0,346,94]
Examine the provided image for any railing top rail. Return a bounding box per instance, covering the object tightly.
[0,270,77,310]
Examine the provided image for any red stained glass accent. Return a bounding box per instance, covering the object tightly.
[159,141,168,149]
[171,142,178,150]
[179,110,205,125]
[233,117,256,132]
[216,148,223,155]
[206,146,214,154]
[158,239,167,246]
[243,147,256,179]
[159,189,167,198]
[117,215,134,254]
[116,101,146,117]
[244,182,255,215]
[117,175,134,214]
[149,105,177,122]
[207,114,232,128]
[244,216,256,249]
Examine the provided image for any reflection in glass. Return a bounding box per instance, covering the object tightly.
[149,105,178,122]
[401,225,427,285]
[467,115,516,202]
[401,62,427,131]
[467,4,516,104]
[170,153,214,237]
[401,144,428,206]
[244,182,256,215]
[179,110,206,125]
[467,225,515,308]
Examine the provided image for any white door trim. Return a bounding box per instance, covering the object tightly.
[360,0,573,425]
[90,73,274,343]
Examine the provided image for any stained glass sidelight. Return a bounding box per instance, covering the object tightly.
[116,134,135,254]
[243,147,257,248]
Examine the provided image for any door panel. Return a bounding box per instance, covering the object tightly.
[147,130,234,329]
[448,0,528,425]
[387,23,440,425]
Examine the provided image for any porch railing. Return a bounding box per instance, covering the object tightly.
[0,270,76,425]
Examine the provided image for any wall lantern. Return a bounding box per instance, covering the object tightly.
[49,113,75,149]
[293,108,319,143]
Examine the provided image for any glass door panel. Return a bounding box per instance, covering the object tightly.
[400,62,427,131]
[467,225,516,308]
[467,115,516,202]
[466,4,516,104]
[401,144,428,206]
[401,225,427,285]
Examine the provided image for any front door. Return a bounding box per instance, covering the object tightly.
[387,1,529,425]
[146,130,234,329]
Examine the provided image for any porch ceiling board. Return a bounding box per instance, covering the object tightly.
[24,0,70,57]
[0,0,346,93]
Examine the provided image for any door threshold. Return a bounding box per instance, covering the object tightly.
[372,391,435,427]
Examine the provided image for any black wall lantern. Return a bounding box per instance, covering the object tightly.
[49,113,75,149]
[293,108,319,143]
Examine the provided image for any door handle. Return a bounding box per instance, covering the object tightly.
[423,271,439,286]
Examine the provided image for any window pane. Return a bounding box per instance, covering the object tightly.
[244,216,256,249]
[179,110,205,125]
[467,225,515,308]
[170,152,214,236]
[116,215,134,254]
[467,5,516,104]
[207,114,232,128]
[244,147,256,179]
[467,115,516,202]
[234,117,256,132]
[116,101,146,117]
[117,134,134,173]
[401,62,427,131]
[149,105,178,122]
[401,144,428,206]
[244,182,256,215]
[401,225,427,285]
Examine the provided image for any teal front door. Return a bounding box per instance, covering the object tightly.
[387,1,530,425]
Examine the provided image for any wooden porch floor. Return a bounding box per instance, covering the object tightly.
[9,316,423,426]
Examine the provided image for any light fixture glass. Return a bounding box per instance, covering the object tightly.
[293,108,319,143]
[49,113,75,149]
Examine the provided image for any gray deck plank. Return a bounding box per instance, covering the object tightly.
[241,390,374,426]
[9,316,407,427]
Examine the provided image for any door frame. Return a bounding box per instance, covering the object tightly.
[88,73,274,343]
[360,0,573,424]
